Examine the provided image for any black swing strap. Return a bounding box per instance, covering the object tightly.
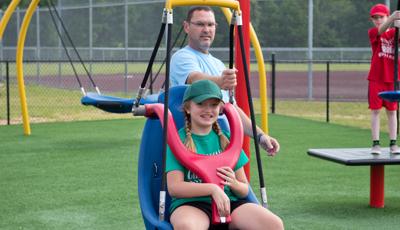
[157,26,187,89]
[135,10,168,107]
[394,0,400,91]
[46,1,87,95]
[47,0,100,94]
[228,11,235,104]
[396,0,400,134]
[237,15,268,208]
[158,10,173,221]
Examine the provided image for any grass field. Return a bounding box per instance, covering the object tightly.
[1,115,400,229]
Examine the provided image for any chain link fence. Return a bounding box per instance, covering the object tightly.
[0,60,166,125]
[0,59,372,125]
[0,0,381,127]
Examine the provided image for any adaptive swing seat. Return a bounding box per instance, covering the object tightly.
[137,85,259,229]
[81,92,159,114]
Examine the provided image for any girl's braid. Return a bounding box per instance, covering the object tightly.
[212,122,230,150]
[183,113,197,152]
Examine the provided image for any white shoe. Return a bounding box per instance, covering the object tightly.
[371,145,381,155]
[390,145,400,154]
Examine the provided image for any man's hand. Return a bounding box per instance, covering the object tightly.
[258,134,280,156]
[218,68,237,90]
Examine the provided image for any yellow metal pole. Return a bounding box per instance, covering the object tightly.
[166,0,240,11]
[249,25,269,134]
[221,8,269,134]
[16,0,39,135]
[0,0,21,39]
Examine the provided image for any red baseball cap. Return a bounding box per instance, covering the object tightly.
[370,4,390,17]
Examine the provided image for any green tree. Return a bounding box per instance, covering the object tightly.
[252,0,308,47]
[314,0,380,47]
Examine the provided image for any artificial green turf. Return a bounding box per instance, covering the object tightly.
[1,115,400,229]
[260,115,400,230]
[0,119,146,229]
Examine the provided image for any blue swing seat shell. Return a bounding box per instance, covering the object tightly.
[378,90,400,102]
[81,92,159,114]
[138,85,259,230]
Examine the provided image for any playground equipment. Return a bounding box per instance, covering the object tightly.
[379,0,400,102]
[308,148,400,208]
[308,1,400,210]
[0,0,270,136]
[131,1,270,227]
[136,85,260,229]
[0,0,275,228]
[0,0,39,135]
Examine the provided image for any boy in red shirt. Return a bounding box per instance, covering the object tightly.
[368,4,400,154]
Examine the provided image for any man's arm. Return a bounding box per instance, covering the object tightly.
[236,105,280,155]
[187,69,237,90]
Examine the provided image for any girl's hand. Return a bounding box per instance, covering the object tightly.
[217,167,239,188]
[210,184,230,217]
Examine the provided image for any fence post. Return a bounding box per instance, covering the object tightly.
[326,61,330,123]
[36,6,40,83]
[124,0,128,95]
[271,53,276,114]
[6,61,10,125]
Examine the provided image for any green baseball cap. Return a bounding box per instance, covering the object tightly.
[183,79,223,103]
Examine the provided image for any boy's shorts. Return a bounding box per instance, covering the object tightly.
[368,81,398,111]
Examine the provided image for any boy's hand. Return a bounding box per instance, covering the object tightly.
[393,11,400,28]
[393,11,400,19]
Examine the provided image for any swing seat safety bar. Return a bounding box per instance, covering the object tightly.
[144,102,243,224]
[137,86,260,230]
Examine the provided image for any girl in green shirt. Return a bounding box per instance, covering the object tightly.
[166,80,283,230]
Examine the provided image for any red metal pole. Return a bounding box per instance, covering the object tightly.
[236,0,251,181]
[370,165,385,208]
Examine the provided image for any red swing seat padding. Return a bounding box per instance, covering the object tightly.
[144,103,243,224]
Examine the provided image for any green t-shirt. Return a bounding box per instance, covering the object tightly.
[166,128,249,213]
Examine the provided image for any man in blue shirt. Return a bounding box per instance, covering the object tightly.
[171,6,280,155]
